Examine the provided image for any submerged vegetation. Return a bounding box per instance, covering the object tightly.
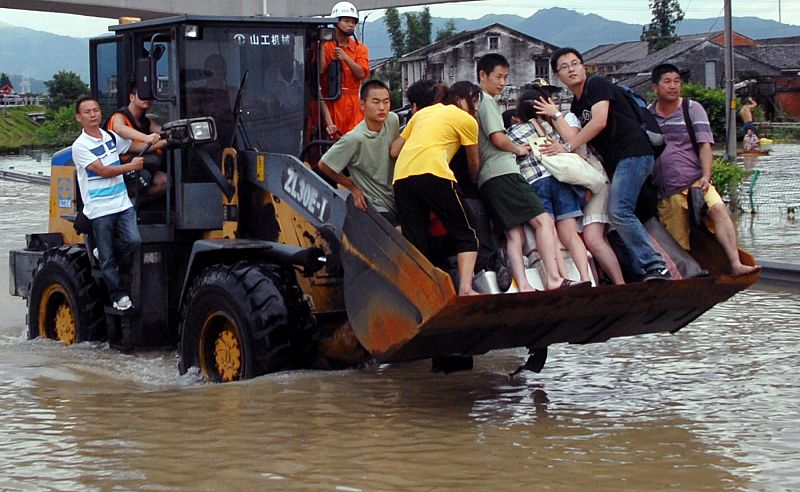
[712,157,751,207]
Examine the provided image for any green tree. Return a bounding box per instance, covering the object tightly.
[417,7,432,50]
[681,81,725,138]
[381,7,434,108]
[384,8,405,58]
[641,0,685,52]
[34,105,82,148]
[435,19,458,42]
[44,70,88,112]
[403,7,432,53]
[0,72,11,87]
[383,7,433,57]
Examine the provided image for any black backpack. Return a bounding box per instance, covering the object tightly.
[616,84,666,158]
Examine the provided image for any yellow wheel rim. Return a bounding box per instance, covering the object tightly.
[200,311,243,382]
[54,304,76,345]
[38,284,77,345]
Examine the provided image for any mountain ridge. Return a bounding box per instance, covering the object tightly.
[2,9,799,90]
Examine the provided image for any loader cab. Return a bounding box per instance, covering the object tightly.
[90,16,339,231]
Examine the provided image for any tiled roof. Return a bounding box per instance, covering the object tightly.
[612,38,707,76]
[738,45,800,70]
[583,41,649,65]
[757,35,800,45]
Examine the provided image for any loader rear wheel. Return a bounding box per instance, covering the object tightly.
[179,262,291,382]
[28,246,105,344]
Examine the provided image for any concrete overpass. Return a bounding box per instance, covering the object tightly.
[0,0,472,19]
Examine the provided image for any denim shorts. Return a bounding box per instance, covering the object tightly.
[531,176,584,221]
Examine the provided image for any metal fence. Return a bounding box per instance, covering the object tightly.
[0,95,47,108]
[738,169,800,220]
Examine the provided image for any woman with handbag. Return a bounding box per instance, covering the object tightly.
[527,84,625,285]
[508,87,593,284]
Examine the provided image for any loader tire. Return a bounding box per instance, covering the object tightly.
[27,245,106,344]
[179,262,292,382]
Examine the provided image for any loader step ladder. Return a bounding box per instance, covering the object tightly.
[105,306,135,353]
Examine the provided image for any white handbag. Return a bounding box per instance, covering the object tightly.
[528,136,608,194]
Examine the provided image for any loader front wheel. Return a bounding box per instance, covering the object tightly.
[27,246,105,344]
[179,262,291,382]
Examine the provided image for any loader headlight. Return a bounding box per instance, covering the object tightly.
[161,117,217,146]
[190,119,214,141]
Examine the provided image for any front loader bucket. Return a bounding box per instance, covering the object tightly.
[339,200,455,358]
[339,201,759,363]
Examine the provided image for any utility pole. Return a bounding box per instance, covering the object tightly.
[724,0,737,161]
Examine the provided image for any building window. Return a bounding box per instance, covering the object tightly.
[488,36,500,50]
[449,66,456,81]
[534,59,549,79]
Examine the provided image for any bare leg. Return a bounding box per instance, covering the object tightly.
[582,222,625,284]
[505,227,535,292]
[556,218,591,281]
[456,251,479,295]
[708,204,760,275]
[529,213,565,290]
[555,241,568,278]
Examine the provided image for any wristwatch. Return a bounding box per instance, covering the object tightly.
[553,111,563,119]
[564,142,573,152]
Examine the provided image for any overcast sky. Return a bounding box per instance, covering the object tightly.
[1,0,797,38]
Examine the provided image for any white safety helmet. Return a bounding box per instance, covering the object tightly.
[331,1,359,21]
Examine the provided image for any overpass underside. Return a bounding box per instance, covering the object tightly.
[0,0,472,19]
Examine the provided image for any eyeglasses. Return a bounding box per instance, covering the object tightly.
[557,60,582,73]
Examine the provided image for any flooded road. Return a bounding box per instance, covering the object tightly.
[1,149,799,489]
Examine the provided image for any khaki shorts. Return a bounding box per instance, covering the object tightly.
[658,180,724,250]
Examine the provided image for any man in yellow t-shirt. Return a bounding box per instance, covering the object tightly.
[390,81,481,296]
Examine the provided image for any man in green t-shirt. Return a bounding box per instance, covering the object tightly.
[319,80,400,226]
[476,53,584,291]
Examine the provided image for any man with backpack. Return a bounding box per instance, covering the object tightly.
[545,47,670,281]
[649,63,760,276]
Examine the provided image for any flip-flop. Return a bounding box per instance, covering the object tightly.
[561,279,592,289]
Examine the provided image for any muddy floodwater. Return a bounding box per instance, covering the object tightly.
[1,149,799,490]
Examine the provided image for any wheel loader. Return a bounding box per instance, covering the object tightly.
[8,15,760,382]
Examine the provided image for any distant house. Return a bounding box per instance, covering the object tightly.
[1,83,15,95]
[583,41,649,77]
[370,56,396,86]
[737,43,800,118]
[593,31,800,119]
[398,23,557,106]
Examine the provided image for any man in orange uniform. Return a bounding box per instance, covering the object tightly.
[321,1,370,137]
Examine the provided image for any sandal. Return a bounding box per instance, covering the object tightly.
[560,279,592,289]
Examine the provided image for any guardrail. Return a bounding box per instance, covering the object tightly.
[0,169,50,185]
[758,122,800,129]
[0,96,46,108]
[757,259,800,286]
